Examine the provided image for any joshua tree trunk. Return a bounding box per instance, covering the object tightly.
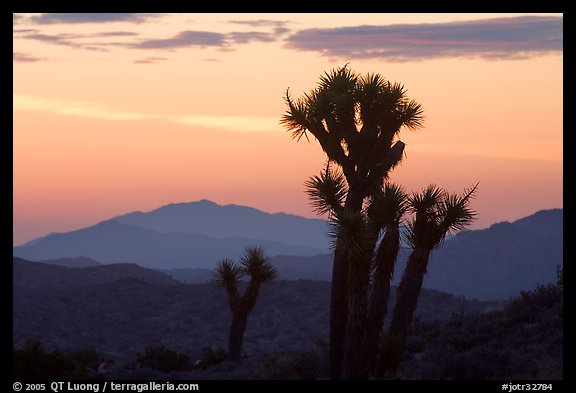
[329,188,364,380]
[388,247,430,345]
[364,226,400,370]
[227,313,247,362]
[341,275,370,380]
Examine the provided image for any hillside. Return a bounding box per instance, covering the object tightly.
[34,256,102,268]
[13,278,495,362]
[13,257,180,289]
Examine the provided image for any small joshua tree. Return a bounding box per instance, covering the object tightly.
[214,246,277,361]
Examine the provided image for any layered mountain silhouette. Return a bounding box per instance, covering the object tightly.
[114,199,330,249]
[32,256,102,268]
[13,257,179,289]
[423,209,562,300]
[13,219,325,269]
[13,200,562,300]
[160,209,563,300]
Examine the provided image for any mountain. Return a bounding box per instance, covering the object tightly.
[423,209,562,300]
[161,209,561,300]
[13,257,180,289]
[13,202,562,299]
[13,220,324,269]
[33,256,102,268]
[114,199,330,249]
[511,208,563,236]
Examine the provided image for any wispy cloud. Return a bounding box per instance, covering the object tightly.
[94,31,139,37]
[133,56,168,64]
[13,52,47,62]
[13,94,279,133]
[20,32,111,52]
[13,14,21,23]
[31,13,157,24]
[129,30,227,49]
[285,16,563,61]
[228,19,290,28]
[228,31,276,44]
[13,28,39,34]
[129,29,285,50]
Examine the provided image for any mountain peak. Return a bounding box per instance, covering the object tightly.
[112,200,330,250]
[512,208,563,236]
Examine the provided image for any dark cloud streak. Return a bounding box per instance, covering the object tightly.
[133,56,168,64]
[13,52,47,62]
[130,31,226,49]
[284,16,563,61]
[31,13,156,24]
[228,19,289,28]
[21,33,111,52]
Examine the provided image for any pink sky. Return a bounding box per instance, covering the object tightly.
[13,13,563,245]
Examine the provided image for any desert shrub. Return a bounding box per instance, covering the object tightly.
[443,347,510,380]
[69,346,105,371]
[506,284,561,325]
[262,346,328,380]
[198,347,228,370]
[13,338,94,380]
[136,345,189,373]
[556,265,563,292]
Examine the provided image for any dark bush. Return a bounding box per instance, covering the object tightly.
[263,346,328,380]
[70,346,105,371]
[136,345,189,373]
[443,347,510,380]
[198,347,228,370]
[13,338,93,380]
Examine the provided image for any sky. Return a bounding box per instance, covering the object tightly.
[13,13,563,246]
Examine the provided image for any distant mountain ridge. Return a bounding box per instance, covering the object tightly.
[13,257,180,288]
[13,219,324,269]
[114,199,330,249]
[423,209,562,300]
[34,256,102,268]
[13,202,562,300]
[160,209,563,300]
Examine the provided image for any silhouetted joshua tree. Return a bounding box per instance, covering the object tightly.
[282,65,423,380]
[307,167,408,379]
[214,246,276,361]
[381,184,477,373]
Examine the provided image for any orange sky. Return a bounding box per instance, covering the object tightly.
[13,13,563,245]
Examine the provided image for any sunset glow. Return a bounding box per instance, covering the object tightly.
[13,13,563,245]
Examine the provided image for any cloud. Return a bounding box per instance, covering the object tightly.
[94,31,139,37]
[13,29,39,34]
[13,52,47,62]
[130,30,227,49]
[13,14,21,23]
[228,31,276,44]
[20,32,107,51]
[228,19,290,28]
[133,56,168,64]
[13,94,279,133]
[129,29,288,50]
[31,13,156,24]
[285,16,563,61]
[19,31,139,52]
